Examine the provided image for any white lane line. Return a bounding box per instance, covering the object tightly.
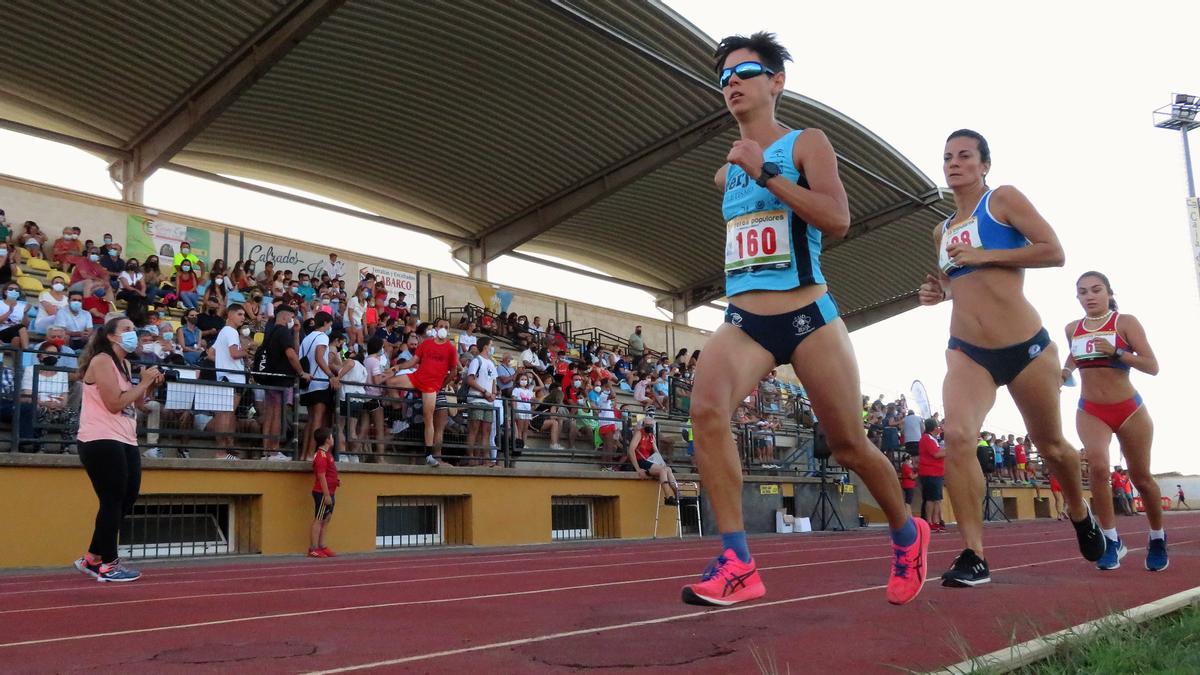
[303,540,1192,674]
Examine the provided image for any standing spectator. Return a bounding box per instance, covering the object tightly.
[1014,437,1029,483]
[918,418,946,532]
[54,290,93,350]
[34,276,69,333]
[211,304,248,460]
[387,317,460,466]
[309,427,339,557]
[1002,436,1017,482]
[346,285,368,348]
[901,409,923,461]
[72,316,163,582]
[465,336,498,466]
[511,372,539,452]
[1050,473,1065,520]
[899,455,917,518]
[881,404,902,460]
[321,252,345,280]
[300,311,338,462]
[0,282,30,349]
[496,352,516,398]
[255,306,309,461]
[628,324,645,364]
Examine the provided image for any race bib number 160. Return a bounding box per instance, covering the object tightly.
[725,210,792,273]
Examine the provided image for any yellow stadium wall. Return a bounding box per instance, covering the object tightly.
[6,458,671,570]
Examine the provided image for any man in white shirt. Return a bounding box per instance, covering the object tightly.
[53,290,94,349]
[901,408,924,461]
[520,345,546,374]
[321,252,345,280]
[465,336,498,466]
[211,304,248,459]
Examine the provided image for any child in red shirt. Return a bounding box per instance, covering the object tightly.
[899,456,917,517]
[310,428,339,558]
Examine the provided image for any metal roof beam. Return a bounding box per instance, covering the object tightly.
[477,109,734,262]
[115,0,346,184]
[824,188,944,252]
[841,293,920,332]
[0,117,130,161]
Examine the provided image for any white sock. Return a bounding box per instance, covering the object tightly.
[1149,529,1165,541]
[1102,528,1119,542]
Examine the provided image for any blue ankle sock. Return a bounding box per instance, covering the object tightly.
[721,531,751,563]
[891,518,917,547]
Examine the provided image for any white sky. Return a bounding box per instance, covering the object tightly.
[1,0,1197,473]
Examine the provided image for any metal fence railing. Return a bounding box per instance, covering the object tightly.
[118,494,257,560]
[376,495,469,548]
[550,495,617,541]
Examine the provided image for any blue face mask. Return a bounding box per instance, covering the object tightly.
[69,300,82,312]
[107,249,118,257]
[88,254,100,262]
[119,330,138,352]
[324,326,333,336]
[94,288,107,298]
[5,290,20,301]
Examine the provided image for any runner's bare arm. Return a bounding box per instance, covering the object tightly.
[775,129,850,236]
[1114,313,1159,376]
[918,225,952,305]
[964,185,1065,269]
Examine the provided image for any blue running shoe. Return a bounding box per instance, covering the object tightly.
[1146,536,1169,572]
[1097,537,1127,570]
[96,560,141,583]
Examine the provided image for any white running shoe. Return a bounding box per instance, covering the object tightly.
[223,453,240,460]
[550,443,566,450]
[142,447,162,458]
[425,454,441,467]
[263,452,290,462]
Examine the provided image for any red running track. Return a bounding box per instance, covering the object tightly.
[2,512,1198,673]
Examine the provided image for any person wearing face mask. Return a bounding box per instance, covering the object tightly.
[202,271,228,310]
[65,247,108,297]
[53,290,93,350]
[628,414,682,503]
[99,244,124,288]
[300,311,339,462]
[463,336,499,466]
[0,240,18,287]
[627,324,645,363]
[32,275,69,333]
[387,318,459,466]
[345,286,368,349]
[0,282,30,349]
[210,304,249,460]
[252,306,310,460]
[174,259,200,310]
[81,285,112,327]
[142,257,164,306]
[116,257,148,325]
[52,227,83,270]
[176,310,205,365]
[511,372,541,452]
[173,243,203,277]
[16,344,70,450]
[73,316,164,582]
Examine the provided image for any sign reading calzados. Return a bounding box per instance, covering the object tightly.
[242,237,328,278]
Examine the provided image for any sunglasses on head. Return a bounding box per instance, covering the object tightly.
[719,60,775,88]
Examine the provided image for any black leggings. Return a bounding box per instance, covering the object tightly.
[78,440,141,563]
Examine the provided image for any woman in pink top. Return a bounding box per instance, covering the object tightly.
[73,316,163,583]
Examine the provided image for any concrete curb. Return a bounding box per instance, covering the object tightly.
[930,584,1200,674]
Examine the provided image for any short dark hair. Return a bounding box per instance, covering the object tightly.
[946,129,991,164]
[367,336,384,355]
[477,336,491,351]
[314,427,332,448]
[314,311,333,327]
[275,304,295,316]
[227,303,244,314]
[924,418,937,433]
[713,32,792,76]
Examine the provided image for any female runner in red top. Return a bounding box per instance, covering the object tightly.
[1061,271,1164,571]
[389,318,459,466]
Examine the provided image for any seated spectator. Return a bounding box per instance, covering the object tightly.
[16,221,47,250]
[175,309,205,365]
[0,209,8,243]
[51,226,83,270]
[196,296,225,344]
[66,247,109,298]
[142,256,166,306]
[627,415,681,502]
[81,286,112,327]
[0,282,30,349]
[99,245,124,288]
[295,273,316,302]
[0,242,18,287]
[99,232,121,256]
[201,271,227,309]
[496,353,516,398]
[529,316,543,338]
[173,242,202,277]
[458,321,478,355]
[651,372,670,410]
[117,257,148,325]
[53,290,93,349]
[633,373,653,409]
[33,276,70,334]
[17,344,70,449]
[22,237,46,260]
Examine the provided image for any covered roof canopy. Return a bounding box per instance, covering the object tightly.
[0,0,951,329]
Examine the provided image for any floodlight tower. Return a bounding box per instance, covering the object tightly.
[1153,93,1200,298]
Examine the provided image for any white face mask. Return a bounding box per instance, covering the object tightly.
[240,326,251,337]
[489,345,496,355]
[51,283,65,292]
[435,327,448,340]
[518,380,528,387]
[286,318,296,329]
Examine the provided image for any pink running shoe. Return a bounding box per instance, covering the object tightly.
[886,517,931,605]
[681,549,766,606]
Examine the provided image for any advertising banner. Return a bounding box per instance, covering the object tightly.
[359,263,417,304]
[243,237,330,278]
[125,215,212,264]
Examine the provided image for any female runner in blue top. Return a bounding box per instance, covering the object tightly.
[682,32,929,608]
[918,130,1105,588]
[1062,271,1166,571]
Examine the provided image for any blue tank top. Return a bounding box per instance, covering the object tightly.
[938,189,1029,278]
[722,130,824,297]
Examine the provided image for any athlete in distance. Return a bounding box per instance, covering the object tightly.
[682,32,929,608]
[1062,271,1166,571]
[918,130,1105,587]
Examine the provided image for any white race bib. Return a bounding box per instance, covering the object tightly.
[938,216,982,273]
[1071,330,1116,361]
[725,210,792,273]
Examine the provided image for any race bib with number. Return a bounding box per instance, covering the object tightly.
[725,210,792,273]
[1071,330,1116,361]
[938,216,983,273]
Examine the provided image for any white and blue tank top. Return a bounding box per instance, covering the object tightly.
[938,189,1029,278]
[722,129,824,297]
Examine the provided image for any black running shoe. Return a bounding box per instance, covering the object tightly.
[941,548,991,587]
[1071,504,1106,562]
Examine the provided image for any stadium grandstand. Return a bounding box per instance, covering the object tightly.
[0,0,971,568]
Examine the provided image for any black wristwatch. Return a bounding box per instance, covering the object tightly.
[755,162,781,187]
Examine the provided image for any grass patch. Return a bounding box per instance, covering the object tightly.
[1010,603,1200,674]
